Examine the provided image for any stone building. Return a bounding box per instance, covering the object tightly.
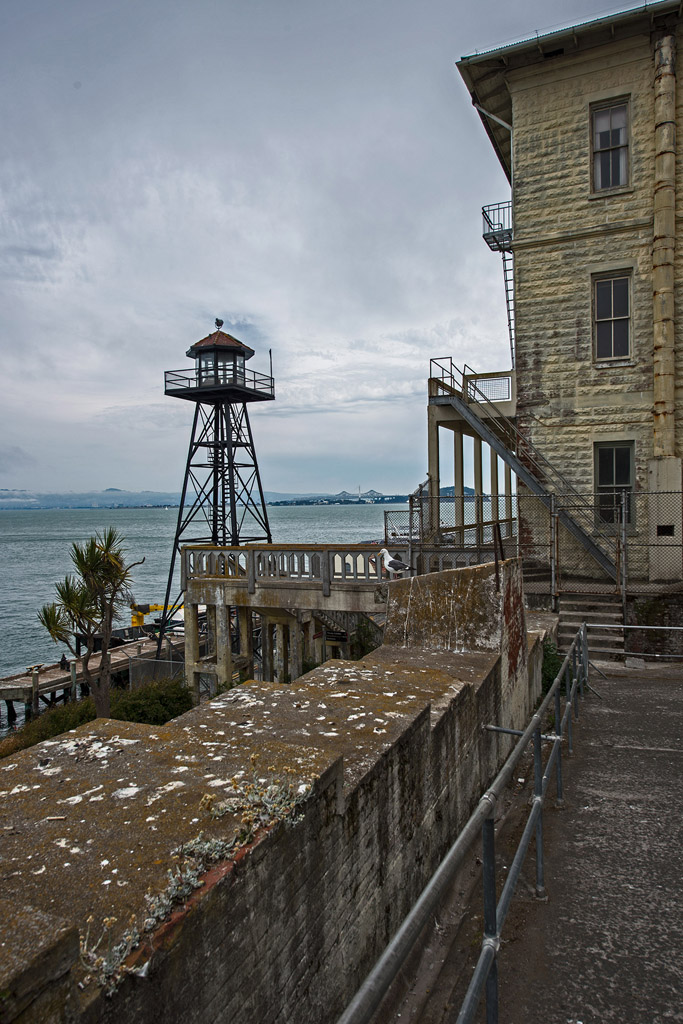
[426,1,683,613]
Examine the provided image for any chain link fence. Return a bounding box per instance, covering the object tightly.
[123,642,185,690]
[386,492,683,595]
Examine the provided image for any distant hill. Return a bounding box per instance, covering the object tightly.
[0,484,475,510]
[0,489,185,510]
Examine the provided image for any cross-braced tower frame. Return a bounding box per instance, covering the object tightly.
[159,327,274,645]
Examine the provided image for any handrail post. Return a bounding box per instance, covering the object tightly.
[533,727,546,898]
[565,662,573,753]
[553,687,564,805]
[482,816,499,1024]
[569,647,581,720]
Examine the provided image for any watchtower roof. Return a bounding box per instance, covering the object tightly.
[186,330,255,360]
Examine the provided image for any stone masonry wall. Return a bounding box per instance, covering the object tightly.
[509,29,668,488]
[0,561,550,1024]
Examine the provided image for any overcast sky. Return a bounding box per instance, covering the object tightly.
[0,0,638,496]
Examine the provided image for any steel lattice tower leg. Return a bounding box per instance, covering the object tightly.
[157,401,271,651]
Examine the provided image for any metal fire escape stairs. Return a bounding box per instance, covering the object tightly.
[430,364,617,580]
[427,201,616,582]
[482,203,516,369]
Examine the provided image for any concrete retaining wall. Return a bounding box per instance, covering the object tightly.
[0,560,551,1024]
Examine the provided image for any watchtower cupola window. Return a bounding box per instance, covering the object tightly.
[592,101,629,190]
[198,351,245,386]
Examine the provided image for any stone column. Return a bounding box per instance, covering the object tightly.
[261,616,274,682]
[504,463,513,539]
[650,31,682,580]
[275,623,287,683]
[289,620,303,681]
[653,32,677,458]
[238,607,254,680]
[490,447,499,531]
[184,602,201,704]
[473,437,483,545]
[454,431,465,544]
[427,406,440,538]
[215,603,233,691]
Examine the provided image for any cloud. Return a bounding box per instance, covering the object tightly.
[0,446,35,477]
[0,0,613,493]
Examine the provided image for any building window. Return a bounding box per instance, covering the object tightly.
[595,441,633,524]
[592,100,629,190]
[594,274,630,360]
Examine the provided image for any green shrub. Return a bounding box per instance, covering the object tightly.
[0,677,192,759]
[110,678,192,724]
[542,637,564,695]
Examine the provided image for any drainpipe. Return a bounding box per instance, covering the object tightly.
[653,32,677,458]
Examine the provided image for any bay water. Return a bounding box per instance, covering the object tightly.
[0,503,407,679]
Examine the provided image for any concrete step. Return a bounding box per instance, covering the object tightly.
[559,597,622,612]
[560,616,622,626]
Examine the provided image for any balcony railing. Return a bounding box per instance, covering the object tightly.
[182,543,410,597]
[482,201,512,252]
[164,367,275,398]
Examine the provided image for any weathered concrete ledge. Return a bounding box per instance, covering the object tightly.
[0,560,556,1024]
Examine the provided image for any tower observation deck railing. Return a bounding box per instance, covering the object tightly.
[164,367,275,398]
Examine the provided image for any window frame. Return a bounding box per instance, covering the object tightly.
[590,97,630,193]
[594,440,635,527]
[592,271,632,363]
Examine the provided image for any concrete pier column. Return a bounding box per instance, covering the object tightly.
[238,607,254,679]
[184,603,202,704]
[261,616,274,682]
[206,605,217,660]
[505,463,514,540]
[454,431,465,544]
[490,448,499,528]
[301,614,315,671]
[289,620,303,681]
[473,437,483,545]
[215,603,233,691]
[427,406,440,537]
[274,623,287,683]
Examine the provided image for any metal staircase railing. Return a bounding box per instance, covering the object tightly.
[429,359,618,580]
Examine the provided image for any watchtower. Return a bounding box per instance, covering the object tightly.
[159,323,275,638]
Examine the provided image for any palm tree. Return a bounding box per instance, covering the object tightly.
[38,528,143,717]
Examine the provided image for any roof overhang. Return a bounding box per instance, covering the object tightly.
[457,0,682,181]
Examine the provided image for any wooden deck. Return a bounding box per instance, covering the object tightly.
[0,634,184,714]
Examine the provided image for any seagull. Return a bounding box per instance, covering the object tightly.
[379,548,414,577]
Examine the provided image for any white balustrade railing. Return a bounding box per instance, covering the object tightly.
[182,544,410,596]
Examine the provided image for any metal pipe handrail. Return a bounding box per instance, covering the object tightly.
[336,626,588,1024]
